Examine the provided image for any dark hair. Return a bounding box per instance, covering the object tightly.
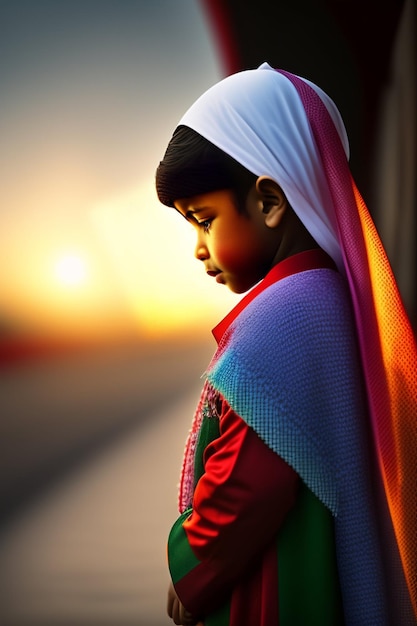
[155,126,257,210]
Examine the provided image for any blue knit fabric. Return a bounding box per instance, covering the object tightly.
[207,268,389,625]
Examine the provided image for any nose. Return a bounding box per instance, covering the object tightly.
[195,243,209,261]
[194,233,209,261]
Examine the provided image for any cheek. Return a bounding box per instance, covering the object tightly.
[212,235,243,268]
[216,233,263,274]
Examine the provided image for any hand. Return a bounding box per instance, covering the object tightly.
[167,581,202,625]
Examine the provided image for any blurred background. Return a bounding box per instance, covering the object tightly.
[0,0,415,624]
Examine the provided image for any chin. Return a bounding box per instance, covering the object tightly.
[228,283,253,295]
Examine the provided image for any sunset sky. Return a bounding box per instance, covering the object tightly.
[0,0,240,341]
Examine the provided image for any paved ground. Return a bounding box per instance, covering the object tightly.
[0,346,208,626]
[0,340,212,520]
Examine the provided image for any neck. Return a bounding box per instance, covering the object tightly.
[271,207,320,267]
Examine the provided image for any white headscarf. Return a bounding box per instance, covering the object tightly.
[179,62,349,274]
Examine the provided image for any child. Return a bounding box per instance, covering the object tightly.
[155,63,417,625]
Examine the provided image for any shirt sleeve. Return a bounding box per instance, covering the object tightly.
[167,396,299,617]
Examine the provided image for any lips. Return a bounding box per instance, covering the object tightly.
[206,269,224,284]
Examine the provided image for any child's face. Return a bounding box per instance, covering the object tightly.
[174,188,281,294]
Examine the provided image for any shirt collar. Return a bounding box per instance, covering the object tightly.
[212,249,337,344]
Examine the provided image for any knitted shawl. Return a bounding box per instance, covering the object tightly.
[204,266,386,624]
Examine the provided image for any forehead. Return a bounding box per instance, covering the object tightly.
[174,189,236,215]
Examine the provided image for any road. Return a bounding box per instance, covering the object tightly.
[0,342,211,626]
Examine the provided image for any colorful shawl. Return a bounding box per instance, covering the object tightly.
[206,265,387,624]
[178,63,417,619]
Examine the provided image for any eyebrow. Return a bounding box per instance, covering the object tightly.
[184,208,207,220]
[177,207,207,220]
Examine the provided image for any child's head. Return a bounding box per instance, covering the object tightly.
[156,124,320,294]
[156,63,350,276]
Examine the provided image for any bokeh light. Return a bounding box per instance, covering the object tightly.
[54,253,88,287]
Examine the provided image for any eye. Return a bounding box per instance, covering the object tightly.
[200,219,212,233]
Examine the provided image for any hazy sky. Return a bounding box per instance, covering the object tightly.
[0,0,240,340]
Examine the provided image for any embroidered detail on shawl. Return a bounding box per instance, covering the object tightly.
[179,380,220,513]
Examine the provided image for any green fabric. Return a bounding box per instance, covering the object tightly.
[168,509,200,584]
[278,482,344,625]
[194,413,220,488]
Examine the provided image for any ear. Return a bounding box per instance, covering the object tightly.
[255,176,288,228]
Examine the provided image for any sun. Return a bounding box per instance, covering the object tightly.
[54,253,88,286]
